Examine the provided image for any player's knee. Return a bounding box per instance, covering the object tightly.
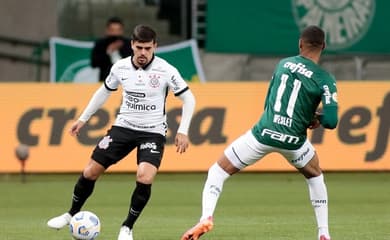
[83,160,105,180]
[298,164,323,179]
[136,175,154,184]
[216,156,239,175]
[136,170,156,184]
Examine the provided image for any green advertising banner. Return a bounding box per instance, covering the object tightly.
[49,38,98,83]
[50,37,206,83]
[156,40,205,82]
[206,0,383,55]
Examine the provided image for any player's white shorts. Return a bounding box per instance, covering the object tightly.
[224,130,315,169]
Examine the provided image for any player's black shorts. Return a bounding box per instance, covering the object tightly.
[91,126,166,169]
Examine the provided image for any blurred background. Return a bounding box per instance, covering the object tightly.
[1,0,389,83]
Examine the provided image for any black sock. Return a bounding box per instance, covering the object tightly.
[122,181,152,229]
[69,174,96,216]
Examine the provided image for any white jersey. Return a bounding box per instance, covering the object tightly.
[105,55,189,136]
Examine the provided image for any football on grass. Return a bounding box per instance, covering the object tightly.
[69,211,101,240]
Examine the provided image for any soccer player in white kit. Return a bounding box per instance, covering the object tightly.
[47,25,196,240]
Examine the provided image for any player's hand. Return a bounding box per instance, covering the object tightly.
[308,112,322,130]
[175,133,189,154]
[69,120,85,137]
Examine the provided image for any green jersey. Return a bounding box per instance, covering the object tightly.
[252,55,338,150]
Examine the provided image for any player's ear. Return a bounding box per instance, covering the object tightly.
[299,39,303,50]
[322,42,326,50]
[130,40,135,50]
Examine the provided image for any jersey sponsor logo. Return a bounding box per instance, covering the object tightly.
[125,101,157,111]
[98,136,113,149]
[322,85,337,104]
[273,114,293,127]
[170,75,181,91]
[125,91,146,98]
[124,92,156,111]
[332,92,338,102]
[283,62,313,78]
[323,85,331,104]
[292,0,375,50]
[119,118,157,129]
[261,128,299,144]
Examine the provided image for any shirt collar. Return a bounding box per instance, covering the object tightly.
[131,55,155,70]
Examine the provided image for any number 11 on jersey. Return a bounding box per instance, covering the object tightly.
[274,74,302,118]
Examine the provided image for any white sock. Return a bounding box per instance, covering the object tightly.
[200,163,230,221]
[306,174,330,239]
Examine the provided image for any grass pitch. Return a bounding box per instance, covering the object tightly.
[0,172,389,240]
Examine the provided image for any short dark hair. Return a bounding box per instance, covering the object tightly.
[131,25,157,43]
[300,25,325,50]
[106,16,124,27]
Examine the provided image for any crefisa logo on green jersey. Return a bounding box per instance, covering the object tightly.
[291,0,376,50]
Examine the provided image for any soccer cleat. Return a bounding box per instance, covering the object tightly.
[181,216,214,240]
[47,212,72,229]
[118,226,133,240]
[319,235,331,240]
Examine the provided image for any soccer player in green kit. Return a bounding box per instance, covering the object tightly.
[181,25,337,240]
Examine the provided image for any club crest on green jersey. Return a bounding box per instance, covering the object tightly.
[291,0,375,50]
